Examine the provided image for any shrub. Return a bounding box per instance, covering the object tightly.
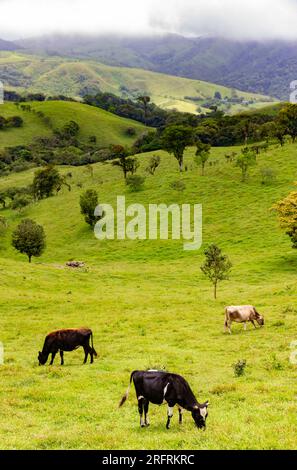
[80,189,100,227]
[169,180,186,192]
[260,167,276,185]
[233,359,247,377]
[126,175,146,192]
[11,194,32,211]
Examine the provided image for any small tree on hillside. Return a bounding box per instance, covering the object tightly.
[195,140,211,176]
[235,147,257,182]
[146,155,160,175]
[32,166,62,199]
[80,189,102,227]
[273,184,297,249]
[161,125,194,172]
[201,244,232,299]
[12,219,46,263]
[110,145,138,180]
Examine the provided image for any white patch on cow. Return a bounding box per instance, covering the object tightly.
[163,383,169,398]
[168,406,174,418]
[140,417,145,426]
[200,407,207,419]
[138,395,144,400]
[148,369,158,372]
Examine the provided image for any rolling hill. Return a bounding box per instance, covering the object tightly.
[0,51,276,115]
[17,33,297,100]
[0,140,296,449]
[0,100,149,149]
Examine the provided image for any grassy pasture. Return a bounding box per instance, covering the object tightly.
[0,143,297,449]
[0,101,148,149]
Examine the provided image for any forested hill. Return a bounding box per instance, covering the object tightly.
[17,33,297,100]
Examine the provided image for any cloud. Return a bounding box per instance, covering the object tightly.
[150,0,297,40]
[1,0,297,40]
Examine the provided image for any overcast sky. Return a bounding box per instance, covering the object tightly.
[1,0,297,40]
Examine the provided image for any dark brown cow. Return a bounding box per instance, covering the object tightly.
[38,328,97,365]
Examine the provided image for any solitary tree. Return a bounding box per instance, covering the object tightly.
[80,189,101,227]
[110,145,138,180]
[195,140,211,176]
[146,155,161,175]
[201,244,232,299]
[161,125,194,172]
[32,166,62,199]
[12,219,46,263]
[273,184,297,249]
[235,147,257,182]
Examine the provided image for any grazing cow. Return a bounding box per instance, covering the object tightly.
[224,305,264,334]
[119,370,209,430]
[38,328,97,365]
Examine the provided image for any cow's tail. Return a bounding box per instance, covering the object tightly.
[90,332,98,357]
[119,371,137,408]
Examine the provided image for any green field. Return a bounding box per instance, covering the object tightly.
[0,100,148,149]
[0,142,297,449]
[0,51,277,115]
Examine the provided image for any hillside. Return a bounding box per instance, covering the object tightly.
[0,100,148,149]
[0,52,276,115]
[0,141,297,449]
[17,33,297,100]
[0,38,19,51]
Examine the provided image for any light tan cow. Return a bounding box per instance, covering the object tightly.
[224,305,264,334]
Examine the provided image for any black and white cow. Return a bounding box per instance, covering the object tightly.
[119,370,209,429]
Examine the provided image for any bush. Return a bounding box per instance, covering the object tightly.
[11,194,32,211]
[260,167,276,185]
[80,189,100,227]
[233,359,247,377]
[169,180,186,192]
[126,175,146,192]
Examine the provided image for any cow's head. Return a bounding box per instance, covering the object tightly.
[192,401,209,429]
[255,312,264,326]
[38,351,47,365]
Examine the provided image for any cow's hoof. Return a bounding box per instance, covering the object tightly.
[145,423,150,427]
[141,424,146,428]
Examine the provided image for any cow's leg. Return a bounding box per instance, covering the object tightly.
[166,403,174,429]
[60,350,64,365]
[83,346,88,364]
[178,407,183,425]
[144,399,150,427]
[226,321,232,335]
[250,320,257,329]
[244,322,247,331]
[138,396,145,427]
[50,351,57,365]
[89,347,94,364]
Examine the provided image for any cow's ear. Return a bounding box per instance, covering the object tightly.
[205,401,209,407]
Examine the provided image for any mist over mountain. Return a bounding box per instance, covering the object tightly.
[16,34,297,100]
[0,37,20,51]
